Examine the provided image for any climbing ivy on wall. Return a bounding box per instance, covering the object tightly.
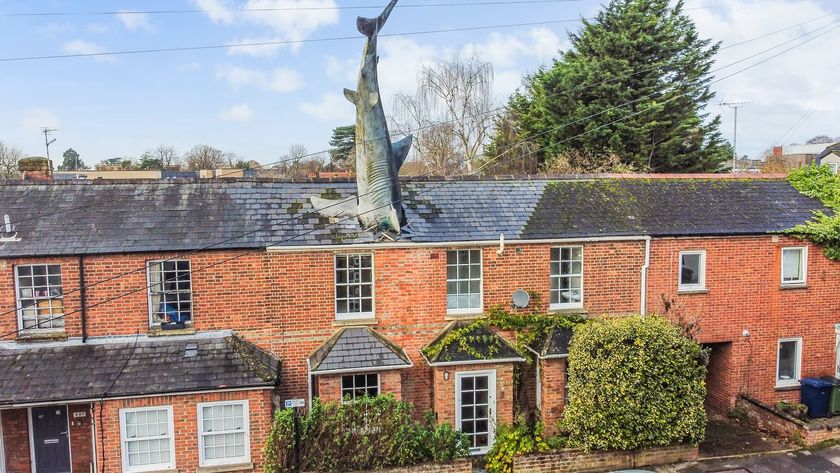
[786,165,840,260]
[421,304,585,362]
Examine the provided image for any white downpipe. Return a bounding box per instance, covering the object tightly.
[640,237,651,319]
[306,359,313,410]
[535,359,542,411]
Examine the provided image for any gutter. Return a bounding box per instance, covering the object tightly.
[268,235,650,252]
[640,236,651,318]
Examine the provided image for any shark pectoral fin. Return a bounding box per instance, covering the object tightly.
[343,88,359,105]
[357,0,398,37]
[309,196,358,218]
[368,92,380,108]
[392,135,413,169]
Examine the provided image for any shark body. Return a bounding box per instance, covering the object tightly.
[310,0,412,233]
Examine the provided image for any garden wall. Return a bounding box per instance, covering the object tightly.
[736,395,840,446]
[512,444,698,473]
[304,459,472,473]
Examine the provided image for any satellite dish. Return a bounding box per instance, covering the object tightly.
[512,289,530,309]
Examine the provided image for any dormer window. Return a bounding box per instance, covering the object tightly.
[147,260,193,327]
[15,264,64,331]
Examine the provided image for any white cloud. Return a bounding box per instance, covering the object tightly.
[227,36,285,57]
[461,27,565,69]
[19,109,60,132]
[299,92,354,122]
[194,0,339,56]
[688,0,840,156]
[220,103,254,122]
[116,10,154,31]
[62,40,114,62]
[325,55,357,83]
[216,65,304,92]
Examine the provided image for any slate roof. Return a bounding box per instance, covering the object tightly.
[0,332,280,405]
[816,144,840,161]
[0,176,826,257]
[309,327,411,373]
[534,326,574,358]
[422,322,525,365]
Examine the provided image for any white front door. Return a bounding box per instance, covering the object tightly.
[834,324,840,378]
[455,370,496,454]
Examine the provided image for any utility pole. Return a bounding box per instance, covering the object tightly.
[720,102,752,173]
[41,127,57,161]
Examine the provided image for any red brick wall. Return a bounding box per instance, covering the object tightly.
[316,370,404,402]
[68,404,94,473]
[646,236,840,406]
[539,358,567,434]
[95,389,273,473]
[1,409,31,473]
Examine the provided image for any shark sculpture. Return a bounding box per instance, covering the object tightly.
[310,0,412,233]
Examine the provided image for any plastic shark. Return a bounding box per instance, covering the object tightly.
[310,0,412,233]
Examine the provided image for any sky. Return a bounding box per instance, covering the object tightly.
[0,0,838,166]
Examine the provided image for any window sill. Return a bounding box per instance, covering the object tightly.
[549,308,587,316]
[780,284,808,290]
[197,462,253,473]
[446,311,483,321]
[775,383,801,391]
[17,330,68,342]
[677,288,709,295]
[333,318,377,327]
[148,326,196,337]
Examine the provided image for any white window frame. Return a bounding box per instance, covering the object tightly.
[549,246,584,310]
[828,162,839,174]
[119,406,176,473]
[781,247,808,286]
[340,373,381,402]
[678,250,706,291]
[197,400,251,467]
[776,337,803,388]
[446,249,483,315]
[14,264,65,332]
[455,369,497,455]
[146,259,193,327]
[334,253,375,320]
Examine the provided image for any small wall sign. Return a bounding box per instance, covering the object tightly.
[284,399,305,408]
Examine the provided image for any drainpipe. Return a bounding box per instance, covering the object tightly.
[640,237,651,319]
[78,255,88,343]
[306,359,313,410]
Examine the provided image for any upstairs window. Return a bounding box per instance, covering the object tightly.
[147,260,193,326]
[550,246,583,309]
[679,251,706,291]
[15,264,64,331]
[341,373,379,401]
[446,249,482,314]
[335,254,374,319]
[781,247,807,286]
[776,338,802,387]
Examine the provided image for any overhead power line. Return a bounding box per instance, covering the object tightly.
[4,15,837,230]
[1,0,583,16]
[0,20,833,337]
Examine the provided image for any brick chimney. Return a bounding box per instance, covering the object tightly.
[772,146,783,157]
[18,157,53,181]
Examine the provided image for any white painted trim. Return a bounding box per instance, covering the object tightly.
[0,386,271,409]
[268,235,650,252]
[455,370,497,455]
[776,337,803,388]
[334,253,376,321]
[196,400,251,468]
[535,358,541,411]
[538,354,569,360]
[549,245,584,311]
[145,258,194,329]
[677,250,707,292]
[640,237,651,316]
[27,408,34,473]
[445,249,484,316]
[119,405,176,473]
[426,357,525,367]
[781,247,808,286]
[90,404,98,473]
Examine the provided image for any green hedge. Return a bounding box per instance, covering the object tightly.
[263,395,469,473]
[561,315,707,451]
[787,164,840,260]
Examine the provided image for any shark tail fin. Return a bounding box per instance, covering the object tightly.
[392,135,413,170]
[356,0,398,37]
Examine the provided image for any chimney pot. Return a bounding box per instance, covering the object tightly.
[18,157,53,181]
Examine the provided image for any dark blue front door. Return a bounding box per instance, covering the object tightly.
[32,406,71,473]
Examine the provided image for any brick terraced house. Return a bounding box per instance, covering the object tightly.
[0,174,837,472]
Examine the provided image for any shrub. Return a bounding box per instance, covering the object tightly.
[776,401,808,420]
[561,315,708,451]
[787,164,840,260]
[485,419,555,473]
[263,395,470,473]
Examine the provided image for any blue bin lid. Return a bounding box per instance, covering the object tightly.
[801,377,833,388]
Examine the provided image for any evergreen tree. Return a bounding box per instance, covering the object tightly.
[494,0,731,172]
[58,148,86,171]
[329,125,355,170]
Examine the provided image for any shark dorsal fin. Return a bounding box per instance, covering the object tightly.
[392,135,413,170]
[343,88,359,105]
